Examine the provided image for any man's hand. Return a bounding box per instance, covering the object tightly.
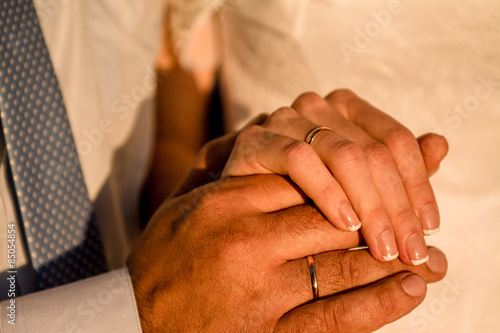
[127,174,447,332]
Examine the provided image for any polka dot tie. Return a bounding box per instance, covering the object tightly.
[0,0,107,290]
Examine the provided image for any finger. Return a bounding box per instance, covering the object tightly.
[300,91,449,178]
[261,104,399,261]
[171,132,239,197]
[327,89,441,237]
[359,139,427,265]
[275,272,427,333]
[275,246,446,312]
[172,114,270,198]
[223,125,361,232]
[417,133,449,177]
[309,130,404,263]
[303,92,428,265]
[190,174,309,214]
[263,204,362,261]
[292,94,407,263]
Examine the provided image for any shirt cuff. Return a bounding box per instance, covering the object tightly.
[0,268,142,333]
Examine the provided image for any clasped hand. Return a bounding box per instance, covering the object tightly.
[221,90,448,265]
[127,89,448,332]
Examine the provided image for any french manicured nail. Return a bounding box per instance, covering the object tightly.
[401,274,427,297]
[379,230,399,261]
[340,204,361,231]
[421,204,440,235]
[406,233,429,265]
[426,247,447,274]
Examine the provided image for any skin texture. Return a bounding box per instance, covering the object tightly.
[127,173,447,332]
[222,90,449,265]
[127,113,448,331]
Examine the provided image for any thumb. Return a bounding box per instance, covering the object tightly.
[417,133,449,177]
[171,132,238,198]
[172,114,269,198]
[275,272,427,333]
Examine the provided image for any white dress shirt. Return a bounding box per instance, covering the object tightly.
[1,0,165,331]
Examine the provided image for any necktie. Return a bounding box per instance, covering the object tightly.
[0,0,107,290]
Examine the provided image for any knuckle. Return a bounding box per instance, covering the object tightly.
[235,125,275,156]
[338,252,362,287]
[293,92,325,112]
[175,187,232,241]
[266,106,298,130]
[235,125,264,151]
[325,88,357,104]
[373,285,399,316]
[325,284,397,332]
[283,312,328,333]
[406,179,431,196]
[365,205,389,224]
[192,187,228,217]
[323,296,350,333]
[275,205,325,240]
[332,140,365,166]
[296,91,323,103]
[273,106,296,116]
[384,126,418,152]
[239,124,262,139]
[189,194,261,261]
[319,252,362,293]
[217,228,254,262]
[192,180,252,217]
[392,207,418,225]
[363,141,393,168]
[345,254,362,284]
[316,179,338,198]
[399,149,424,177]
[283,141,315,166]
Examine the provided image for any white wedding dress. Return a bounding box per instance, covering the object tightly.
[171,1,500,331]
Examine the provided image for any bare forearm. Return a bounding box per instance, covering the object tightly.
[142,66,215,220]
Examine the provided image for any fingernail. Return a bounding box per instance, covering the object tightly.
[421,204,440,235]
[379,230,399,261]
[406,233,429,265]
[340,204,361,231]
[401,274,427,297]
[426,247,447,274]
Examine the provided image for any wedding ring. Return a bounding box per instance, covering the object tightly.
[307,255,319,300]
[305,126,333,145]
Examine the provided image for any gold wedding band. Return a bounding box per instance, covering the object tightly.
[307,255,319,300]
[305,126,333,145]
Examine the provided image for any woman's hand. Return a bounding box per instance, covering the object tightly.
[221,89,448,265]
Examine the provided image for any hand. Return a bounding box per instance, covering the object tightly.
[127,173,447,332]
[221,89,449,265]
